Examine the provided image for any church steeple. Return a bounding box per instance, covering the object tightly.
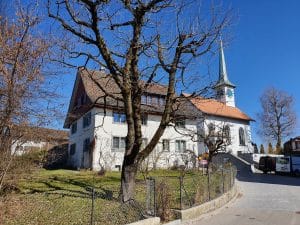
[214,40,236,107]
[216,40,235,88]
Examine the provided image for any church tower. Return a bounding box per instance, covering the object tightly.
[214,40,236,107]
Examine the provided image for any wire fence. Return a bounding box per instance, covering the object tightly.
[88,163,237,224]
[2,163,236,225]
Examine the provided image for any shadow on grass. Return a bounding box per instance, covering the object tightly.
[25,176,117,201]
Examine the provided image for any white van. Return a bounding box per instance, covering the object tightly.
[276,157,291,173]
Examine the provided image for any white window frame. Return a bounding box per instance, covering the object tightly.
[239,127,246,146]
[162,139,170,151]
[175,119,186,128]
[112,136,126,152]
[175,140,186,152]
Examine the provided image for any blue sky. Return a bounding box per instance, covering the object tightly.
[11,0,299,145]
[216,0,300,145]
[54,0,300,145]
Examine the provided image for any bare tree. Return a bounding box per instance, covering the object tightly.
[200,121,231,164]
[48,0,232,202]
[0,4,61,192]
[257,87,297,148]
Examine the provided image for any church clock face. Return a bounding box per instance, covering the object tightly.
[226,89,233,98]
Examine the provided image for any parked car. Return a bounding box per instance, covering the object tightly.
[259,156,276,173]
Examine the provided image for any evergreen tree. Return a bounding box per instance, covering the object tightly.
[268,142,273,154]
[260,144,265,154]
[275,143,282,155]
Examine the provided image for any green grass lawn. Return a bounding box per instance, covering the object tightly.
[1,168,233,225]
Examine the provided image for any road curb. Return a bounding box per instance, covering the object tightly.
[173,182,238,222]
[127,183,239,225]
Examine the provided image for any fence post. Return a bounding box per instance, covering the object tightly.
[146,177,156,216]
[179,176,183,210]
[153,178,156,217]
[221,167,225,193]
[229,166,232,188]
[207,169,210,201]
[90,187,95,225]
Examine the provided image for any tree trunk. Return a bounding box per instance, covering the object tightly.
[120,158,138,203]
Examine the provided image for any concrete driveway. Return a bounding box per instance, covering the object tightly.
[184,154,300,225]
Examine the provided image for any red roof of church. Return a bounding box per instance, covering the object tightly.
[186,96,253,121]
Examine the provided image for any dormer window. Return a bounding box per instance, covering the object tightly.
[159,96,165,105]
[175,119,185,128]
[141,94,165,106]
[147,95,152,105]
[141,95,147,104]
[151,96,158,105]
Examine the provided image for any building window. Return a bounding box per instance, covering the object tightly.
[113,112,126,123]
[112,136,126,151]
[141,94,165,105]
[224,125,231,144]
[175,140,186,152]
[239,127,245,146]
[70,143,76,155]
[208,123,215,135]
[175,119,185,128]
[71,122,77,134]
[141,95,147,104]
[162,139,170,151]
[83,112,91,128]
[159,96,165,105]
[151,96,158,105]
[147,95,152,105]
[141,114,148,125]
[83,138,90,152]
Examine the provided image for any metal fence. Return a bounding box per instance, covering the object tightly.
[3,163,236,225]
[87,163,236,224]
[88,178,154,225]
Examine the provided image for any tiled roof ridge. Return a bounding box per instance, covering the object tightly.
[184,94,253,121]
[79,68,169,91]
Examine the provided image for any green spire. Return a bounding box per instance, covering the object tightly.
[215,40,235,88]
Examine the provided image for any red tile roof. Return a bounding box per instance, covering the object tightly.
[187,96,253,121]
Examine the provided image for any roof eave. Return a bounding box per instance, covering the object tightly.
[213,81,236,89]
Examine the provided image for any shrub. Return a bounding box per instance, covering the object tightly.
[155,180,172,222]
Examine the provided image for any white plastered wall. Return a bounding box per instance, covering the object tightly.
[199,115,253,155]
[92,108,198,171]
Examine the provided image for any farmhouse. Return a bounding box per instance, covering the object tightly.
[11,126,68,155]
[65,42,254,170]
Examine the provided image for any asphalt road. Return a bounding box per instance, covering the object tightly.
[184,154,300,225]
